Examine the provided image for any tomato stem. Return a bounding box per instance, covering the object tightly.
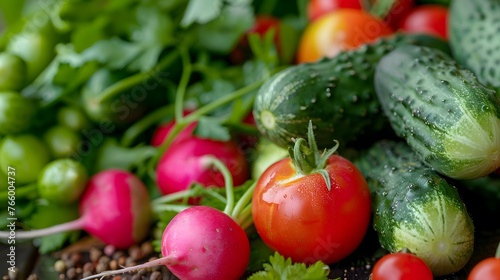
[289,120,339,190]
[496,242,500,258]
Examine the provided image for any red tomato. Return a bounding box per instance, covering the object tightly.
[399,4,448,40]
[252,154,371,264]
[230,15,281,64]
[307,0,363,21]
[297,9,393,63]
[371,252,434,280]
[382,0,415,29]
[468,256,500,280]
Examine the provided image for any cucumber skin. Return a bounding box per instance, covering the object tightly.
[354,140,474,277]
[253,33,451,150]
[375,45,500,180]
[449,0,500,92]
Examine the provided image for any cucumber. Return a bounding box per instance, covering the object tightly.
[354,140,474,277]
[253,33,451,150]
[375,45,500,180]
[449,0,500,92]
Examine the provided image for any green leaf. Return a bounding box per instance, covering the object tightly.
[196,3,254,54]
[248,252,330,280]
[94,137,158,173]
[27,202,81,254]
[0,0,26,28]
[181,0,223,27]
[194,116,231,141]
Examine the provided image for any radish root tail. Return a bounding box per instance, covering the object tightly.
[80,255,178,280]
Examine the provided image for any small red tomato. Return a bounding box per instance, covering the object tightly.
[252,124,371,264]
[371,252,434,280]
[381,0,415,29]
[467,244,500,280]
[297,9,393,63]
[307,0,363,21]
[399,4,448,40]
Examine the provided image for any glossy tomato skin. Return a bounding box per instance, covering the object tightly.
[467,257,500,280]
[371,252,434,280]
[383,0,415,29]
[399,4,448,40]
[307,0,363,21]
[252,155,371,264]
[297,9,393,63]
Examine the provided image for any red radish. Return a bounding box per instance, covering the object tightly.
[155,137,250,200]
[151,111,195,147]
[0,169,151,249]
[82,157,253,280]
[81,206,250,280]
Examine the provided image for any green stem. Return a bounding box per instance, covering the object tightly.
[120,104,175,147]
[155,78,265,161]
[96,49,180,104]
[175,47,192,122]
[235,203,253,226]
[152,204,190,213]
[239,216,255,231]
[151,188,198,206]
[231,181,256,219]
[496,242,500,258]
[201,156,235,216]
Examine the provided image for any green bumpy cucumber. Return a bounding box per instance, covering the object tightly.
[253,33,451,150]
[375,45,500,180]
[449,0,500,92]
[354,140,474,277]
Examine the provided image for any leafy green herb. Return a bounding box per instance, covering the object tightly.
[248,252,331,280]
[26,202,81,254]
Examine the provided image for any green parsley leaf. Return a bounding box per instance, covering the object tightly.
[248,252,330,280]
[194,116,232,141]
[181,0,223,27]
[27,202,81,254]
[94,137,158,173]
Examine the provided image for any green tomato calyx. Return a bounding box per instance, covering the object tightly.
[289,120,339,191]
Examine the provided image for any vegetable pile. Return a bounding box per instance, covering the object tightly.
[0,0,499,279]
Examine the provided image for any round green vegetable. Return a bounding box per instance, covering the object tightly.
[6,21,58,83]
[43,125,81,158]
[81,68,146,126]
[0,91,37,135]
[57,106,92,132]
[0,134,51,184]
[0,52,27,91]
[38,159,88,204]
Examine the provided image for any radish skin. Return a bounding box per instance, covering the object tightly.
[83,157,253,280]
[81,206,250,280]
[155,137,249,199]
[0,169,151,249]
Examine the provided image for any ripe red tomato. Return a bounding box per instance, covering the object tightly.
[307,0,363,21]
[371,252,434,280]
[468,255,500,280]
[252,152,371,264]
[381,0,415,29]
[297,9,393,63]
[230,15,281,64]
[399,4,448,40]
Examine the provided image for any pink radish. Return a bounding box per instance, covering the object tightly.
[155,136,250,200]
[0,169,151,249]
[150,111,196,147]
[82,157,254,280]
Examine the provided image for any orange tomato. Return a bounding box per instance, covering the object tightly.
[297,9,393,63]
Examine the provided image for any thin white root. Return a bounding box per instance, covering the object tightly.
[80,255,177,280]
